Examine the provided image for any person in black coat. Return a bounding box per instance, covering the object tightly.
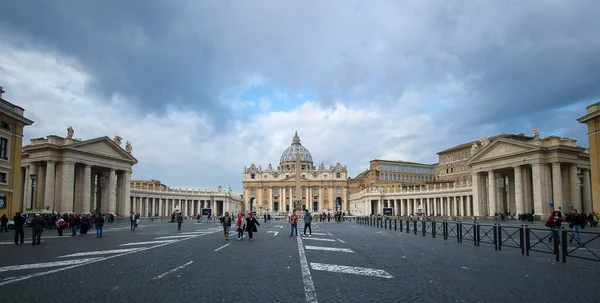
[13,212,25,245]
[31,214,44,245]
[244,213,260,241]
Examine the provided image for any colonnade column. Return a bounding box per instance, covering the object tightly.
[108,168,117,214]
[583,169,593,214]
[570,164,581,211]
[532,163,551,218]
[122,171,131,216]
[488,171,497,216]
[514,166,524,215]
[44,161,56,210]
[82,165,92,214]
[61,162,75,213]
[551,163,563,210]
[472,173,480,216]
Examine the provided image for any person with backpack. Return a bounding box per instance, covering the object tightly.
[56,216,66,236]
[220,212,232,240]
[95,213,105,238]
[303,210,312,236]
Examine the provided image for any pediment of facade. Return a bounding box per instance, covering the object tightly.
[68,137,138,164]
[467,138,540,164]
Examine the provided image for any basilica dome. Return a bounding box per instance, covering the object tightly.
[280,132,314,165]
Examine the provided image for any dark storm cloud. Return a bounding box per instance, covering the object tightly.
[1,0,599,138]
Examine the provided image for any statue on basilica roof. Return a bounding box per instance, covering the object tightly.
[125,141,132,153]
[319,162,325,170]
[113,135,122,146]
[534,127,540,139]
[470,142,480,155]
[268,163,273,170]
[66,126,74,139]
[480,136,490,147]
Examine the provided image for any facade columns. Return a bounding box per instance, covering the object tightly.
[108,168,117,214]
[82,165,92,214]
[514,166,524,215]
[60,162,75,213]
[44,161,56,210]
[583,169,592,214]
[532,163,551,218]
[122,171,131,215]
[551,163,563,210]
[488,171,497,216]
[570,164,581,211]
[472,173,480,216]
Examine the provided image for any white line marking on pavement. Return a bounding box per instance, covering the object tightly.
[119,240,176,246]
[304,246,353,253]
[297,230,318,303]
[152,261,194,280]
[0,230,219,287]
[268,231,279,236]
[310,263,394,279]
[57,248,142,258]
[327,233,334,237]
[213,244,230,252]
[155,235,193,239]
[179,232,210,235]
[0,258,102,272]
[337,239,346,244]
[304,232,327,236]
[302,237,336,242]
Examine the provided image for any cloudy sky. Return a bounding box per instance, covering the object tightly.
[1,1,599,192]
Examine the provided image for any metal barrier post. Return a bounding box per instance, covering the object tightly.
[475,222,480,246]
[399,219,403,232]
[561,230,568,263]
[519,225,525,255]
[413,220,417,235]
[406,220,410,234]
[497,225,503,250]
[525,225,530,255]
[553,229,559,262]
[458,221,462,243]
[422,221,426,236]
[384,219,387,229]
[493,224,498,250]
[432,221,436,238]
[394,219,397,231]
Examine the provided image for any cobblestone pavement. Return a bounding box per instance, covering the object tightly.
[0,219,598,303]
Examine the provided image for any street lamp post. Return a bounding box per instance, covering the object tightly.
[29,174,37,210]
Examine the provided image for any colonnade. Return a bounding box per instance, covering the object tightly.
[245,185,347,214]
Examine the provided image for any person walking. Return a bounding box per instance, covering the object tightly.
[245,213,260,241]
[56,216,66,236]
[235,212,245,240]
[567,209,586,246]
[130,212,137,231]
[0,214,8,233]
[95,213,105,238]
[221,212,232,240]
[303,210,312,236]
[547,210,563,243]
[31,213,44,245]
[13,212,25,245]
[289,211,298,237]
[177,212,183,231]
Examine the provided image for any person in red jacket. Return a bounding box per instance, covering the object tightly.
[289,211,298,237]
[547,210,563,243]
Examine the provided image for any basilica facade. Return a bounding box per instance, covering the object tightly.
[242,132,349,215]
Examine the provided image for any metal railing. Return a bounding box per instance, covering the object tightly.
[355,217,600,263]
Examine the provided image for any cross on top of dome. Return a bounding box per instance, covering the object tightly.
[292,131,300,144]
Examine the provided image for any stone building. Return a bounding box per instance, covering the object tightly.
[348,160,439,195]
[21,128,137,215]
[350,129,591,219]
[0,87,33,216]
[243,132,349,214]
[130,182,243,217]
[578,102,600,214]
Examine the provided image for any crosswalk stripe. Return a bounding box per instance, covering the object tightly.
[305,232,328,236]
[0,258,102,272]
[304,246,353,253]
[302,237,336,242]
[119,240,176,246]
[57,248,142,258]
[155,235,193,239]
[310,262,394,279]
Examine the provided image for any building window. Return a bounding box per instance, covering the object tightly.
[0,172,6,184]
[0,137,8,161]
[336,173,340,178]
[264,175,267,179]
[313,187,318,196]
[273,187,279,196]
[337,187,341,194]
[0,122,9,130]
[250,173,256,179]
[251,188,255,195]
